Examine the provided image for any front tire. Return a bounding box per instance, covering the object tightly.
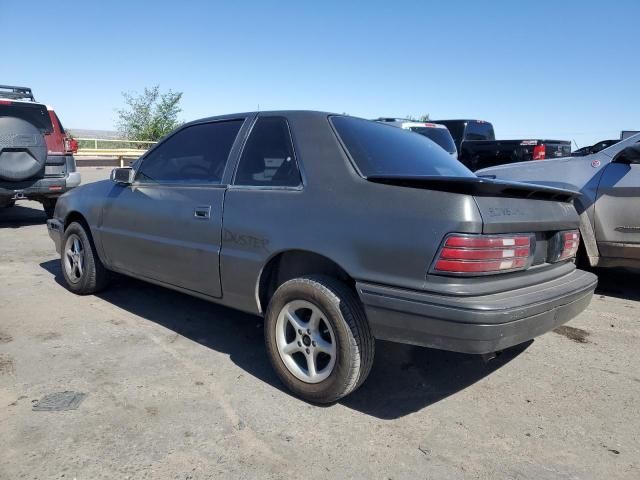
[264,275,375,403]
[61,222,110,295]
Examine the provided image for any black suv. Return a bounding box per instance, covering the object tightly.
[0,85,80,218]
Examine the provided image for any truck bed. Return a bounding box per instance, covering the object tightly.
[460,139,571,171]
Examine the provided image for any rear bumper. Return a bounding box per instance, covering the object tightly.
[0,172,80,199]
[357,268,597,354]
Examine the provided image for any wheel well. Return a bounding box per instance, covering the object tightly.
[257,250,354,314]
[64,211,89,231]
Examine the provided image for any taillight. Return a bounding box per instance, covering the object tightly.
[432,234,534,275]
[532,144,546,160]
[550,230,580,262]
[64,137,78,154]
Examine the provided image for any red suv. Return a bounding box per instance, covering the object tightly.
[0,85,80,218]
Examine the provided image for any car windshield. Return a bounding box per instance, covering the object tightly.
[409,127,457,153]
[331,116,474,178]
[0,102,53,133]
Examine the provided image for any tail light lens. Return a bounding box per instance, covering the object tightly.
[64,137,78,154]
[432,234,534,275]
[532,144,546,160]
[550,230,580,262]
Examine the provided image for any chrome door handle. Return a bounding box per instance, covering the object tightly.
[194,206,211,219]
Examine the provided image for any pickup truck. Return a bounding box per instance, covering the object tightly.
[432,119,572,171]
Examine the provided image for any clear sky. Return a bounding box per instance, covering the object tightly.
[5,0,638,147]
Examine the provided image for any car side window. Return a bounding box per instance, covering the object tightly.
[136,120,244,184]
[234,117,302,187]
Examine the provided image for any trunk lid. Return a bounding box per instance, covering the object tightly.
[367,175,580,268]
[367,174,579,234]
[473,196,578,234]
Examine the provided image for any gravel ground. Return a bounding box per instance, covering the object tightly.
[0,168,639,479]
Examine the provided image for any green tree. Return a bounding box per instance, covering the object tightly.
[117,86,183,141]
[404,114,430,122]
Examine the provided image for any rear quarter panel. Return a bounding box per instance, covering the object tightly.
[220,113,484,314]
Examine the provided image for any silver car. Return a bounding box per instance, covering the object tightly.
[477,134,640,269]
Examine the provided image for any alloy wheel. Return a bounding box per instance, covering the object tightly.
[63,234,85,283]
[275,300,337,383]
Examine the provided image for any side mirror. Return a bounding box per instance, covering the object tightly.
[614,144,640,165]
[111,167,135,185]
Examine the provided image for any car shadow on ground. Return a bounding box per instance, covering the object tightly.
[592,267,640,301]
[41,258,531,419]
[0,203,46,228]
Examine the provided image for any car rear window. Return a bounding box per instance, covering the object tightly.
[464,121,495,141]
[331,116,474,178]
[409,127,457,153]
[0,102,53,133]
[54,112,65,133]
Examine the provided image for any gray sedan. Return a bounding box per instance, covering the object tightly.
[47,111,597,402]
[477,134,640,269]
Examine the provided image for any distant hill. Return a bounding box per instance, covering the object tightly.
[68,129,122,139]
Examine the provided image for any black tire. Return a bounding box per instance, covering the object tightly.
[61,221,110,295]
[2,200,15,208]
[264,275,375,403]
[42,198,56,219]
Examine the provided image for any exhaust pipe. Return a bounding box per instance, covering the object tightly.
[480,351,503,363]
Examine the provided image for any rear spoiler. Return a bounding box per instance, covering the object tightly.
[365,175,579,202]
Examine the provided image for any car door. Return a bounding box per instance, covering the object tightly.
[594,140,640,259]
[220,116,305,310]
[99,118,246,297]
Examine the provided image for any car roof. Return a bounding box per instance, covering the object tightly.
[400,121,448,129]
[432,119,491,124]
[0,97,47,108]
[374,119,449,129]
[184,110,338,126]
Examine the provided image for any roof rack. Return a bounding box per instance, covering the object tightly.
[0,85,35,101]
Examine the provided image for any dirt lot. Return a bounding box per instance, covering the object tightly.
[1,168,639,479]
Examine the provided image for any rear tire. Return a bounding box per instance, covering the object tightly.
[264,275,375,403]
[61,221,110,295]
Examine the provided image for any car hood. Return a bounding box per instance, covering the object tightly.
[55,179,115,220]
[63,178,113,199]
[475,156,594,193]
